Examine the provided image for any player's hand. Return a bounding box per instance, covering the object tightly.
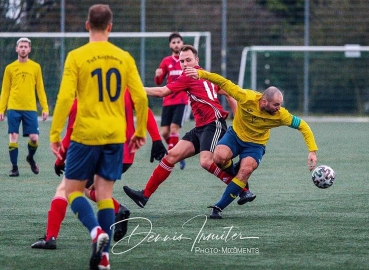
[155,68,163,77]
[150,140,167,162]
[308,151,317,171]
[54,163,65,176]
[129,135,146,153]
[184,67,199,79]
[0,113,4,121]
[42,112,49,121]
[50,142,64,160]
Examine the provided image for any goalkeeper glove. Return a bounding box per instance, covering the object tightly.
[150,140,167,163]
[54,163,65,176]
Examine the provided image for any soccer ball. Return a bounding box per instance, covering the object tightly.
[311,165,336,189]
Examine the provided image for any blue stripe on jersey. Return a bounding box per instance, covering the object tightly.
[289,115,301,129]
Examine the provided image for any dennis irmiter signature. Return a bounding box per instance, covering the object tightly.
[111,214,259,255]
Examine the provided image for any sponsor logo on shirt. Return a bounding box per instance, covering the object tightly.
[169,70,182,76]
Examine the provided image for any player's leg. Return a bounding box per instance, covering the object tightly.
[23,111,40,174]
[209,126,256,205]
[112,163,131,241]
[123,130,196,208]
[170,104,187,169]
[64,142,109,269]
[6,110,20,176]
[93,143,123,270]
[198,119,228,172]
[229,142,264,205]
[210,141,264,219]
[197,119,242,185]
[84,172,130,242]
[160,106,171,146]
[209,157,256,218]
[31,178,68,249]
[93,176,114,270]
[85,176,120,214]
[233,159,257,205]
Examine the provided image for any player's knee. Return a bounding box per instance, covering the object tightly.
[165,150,181,164]
[169,124,180,134]
[238,164,256,179]
[9,133,18,142]
[200,159,213,170]
[213,154,228,169]
[160,127,170,139]
[29,134,38,143]
[55,182,66,198]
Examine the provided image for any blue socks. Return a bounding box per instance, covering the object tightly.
[215,178,246,210]
[68,192,99,232]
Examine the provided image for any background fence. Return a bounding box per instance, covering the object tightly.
[0,32,210,113]
[1,0,369,115]
[238,46,369,115]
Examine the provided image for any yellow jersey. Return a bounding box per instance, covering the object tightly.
[0,59,48,114]
[198,70,318,152]
[50,41,148,145]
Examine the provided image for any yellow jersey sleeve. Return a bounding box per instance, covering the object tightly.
[280,110,319,152]
[35,64,49,114]
[198,69,318,152]
[197,69,251,102]
[0,66,11,113]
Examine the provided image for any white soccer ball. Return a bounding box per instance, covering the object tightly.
[311,165,336,189]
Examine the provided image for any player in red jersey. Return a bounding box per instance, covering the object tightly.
[154,32,188,170]
[31,90,167,249]
[123,45,256,208]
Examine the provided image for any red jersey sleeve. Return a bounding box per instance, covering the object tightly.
[123,89,136,164]
[146,108,161,141]
[55,99,77,165]
[154,58,169,85]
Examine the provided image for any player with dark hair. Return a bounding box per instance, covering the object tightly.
[32,91,166,250]
[49,4,148,270]
[0,37,49,177]
[154,32,187,169]
[184,67,318,219]
[123,45,256,209]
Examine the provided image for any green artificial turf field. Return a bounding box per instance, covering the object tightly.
[0,120,368,270]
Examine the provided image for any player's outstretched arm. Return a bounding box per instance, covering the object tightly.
[184,67,244,101]
[288,117,318,171]
[218,89,237,116]
[145,86,172,97]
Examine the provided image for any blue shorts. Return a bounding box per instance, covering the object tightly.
[7,110,39,136]
[65,141,123,181]
[217,126,265,165]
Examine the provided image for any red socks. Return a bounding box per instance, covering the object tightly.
[208,163,249,191]
[46,197,68,240]
[143,158,174,198]
[209,163,233,184]
[168,134,179,150]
